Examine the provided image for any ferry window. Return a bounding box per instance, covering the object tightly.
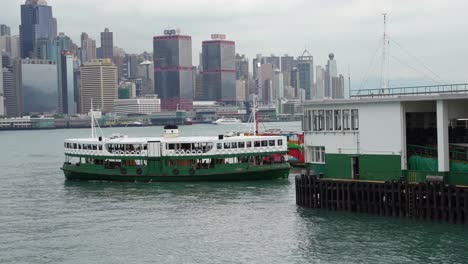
[207,143,214,151]
[312,110,318,131]
[325,110,333,131]
[343,110,350,130]
[64,143,67,148]
[231,142,237,148]
[83,145,87,150]
[78,144,82,150]
[217,143,222,149]
[246,141,252,148]
[73,143,77,149]
[238,142,245,148]
[254,141,260,147]
[351,109,359,130]
[261,140,268,147]
[277,139,283,146]
[334,110,342,130]
[269,140,275,146]
[99,145,103,151]
[143,145,148,150]
[308,110,313,131]
[224,142,231,149]
[318,110,325,131]
[93,145,97,150]
[168,144,176,150]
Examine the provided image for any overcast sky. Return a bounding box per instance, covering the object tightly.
[2,0,468,89]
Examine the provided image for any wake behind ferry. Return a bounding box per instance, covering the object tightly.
[61,125,290,182]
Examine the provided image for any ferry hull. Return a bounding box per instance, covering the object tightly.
[62,165,290,182]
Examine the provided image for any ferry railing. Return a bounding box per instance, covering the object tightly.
[351,83,468,98]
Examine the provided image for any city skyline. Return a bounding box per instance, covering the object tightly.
[1,0,467,89]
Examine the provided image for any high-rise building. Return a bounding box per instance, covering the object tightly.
[325,53,337,98]
[297,50,314,100]
[260,63,273,103]
[20,0,55,59]
[235,54,249,80]
[16,59,58,114]
[280,55,296,86]
[236,80,246,101]
[332,75,345,99]
[123,54,139,80]
[264,55,280,71]
[73,58,81,113]
[10,36,20,58]
[3,66,16,117]
[272,69,284,100]
[80,32,96,63]
[100,28,113,60]
[51,17,57,38]
[80,59,118,113]
[137,60,154,96]
[315,66,325,100]
[153,30,193,111]
[59,50,75,114]
[201,34,236,102]
[290,67,299,98]
[0,57,4,116]
[0,25,11,36]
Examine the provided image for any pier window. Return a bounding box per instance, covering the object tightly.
[351,109,359,130]
[325,110,333,131]
[334,110,342,130]
[318,110,325,131]
[312,110,318,131]
[309,146,325,163]
[342,110,350,131]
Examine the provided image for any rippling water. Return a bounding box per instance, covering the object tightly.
[0,123,467,264]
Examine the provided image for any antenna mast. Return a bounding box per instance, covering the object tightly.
[380,13,389,92]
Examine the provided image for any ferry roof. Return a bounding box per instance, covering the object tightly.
[65,135,285,144]
[304,93,468,106]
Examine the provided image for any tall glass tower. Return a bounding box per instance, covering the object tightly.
[20,0,54,59]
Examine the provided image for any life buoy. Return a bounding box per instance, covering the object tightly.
[120,167,127,175]
[192,150,197,154]
[126,151,130,155]
[173,168,179,176]
[186,150,191,155]
[189,168,195,175]
[131,151,135,155]
[120,151,124,155]
[136,168,143,175]
[197,150,202,154]
[175,150,180,155]
[136,151,140,155]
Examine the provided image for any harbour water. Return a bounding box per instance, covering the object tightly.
[1,122,467,264]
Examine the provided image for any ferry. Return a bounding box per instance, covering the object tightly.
[212,117,242,125]
[61,125,290,182]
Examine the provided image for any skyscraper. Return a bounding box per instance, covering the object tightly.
[264,55,280,70]
[315,66,325,100]
[272,69,284,100]
[80,59,118,113]
[0,25,11,36]
[100,28,113,60]
[20,0,54,59]
[297,50,314,100]
[0,57,4,116]
[260,63,273,103]
[153,30,193,111]
[80,32,96,63]
[325,53,337,98]
[280,55,296,86]
[235,54,249,99]
[16,59,58,114]
[201,34,236,102]
[59,50,75,114]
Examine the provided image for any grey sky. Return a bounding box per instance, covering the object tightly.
[2,0,467,89]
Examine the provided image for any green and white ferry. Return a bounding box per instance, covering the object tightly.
[62,124,290,182]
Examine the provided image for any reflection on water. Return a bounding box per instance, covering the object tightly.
[1,123,468,264]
